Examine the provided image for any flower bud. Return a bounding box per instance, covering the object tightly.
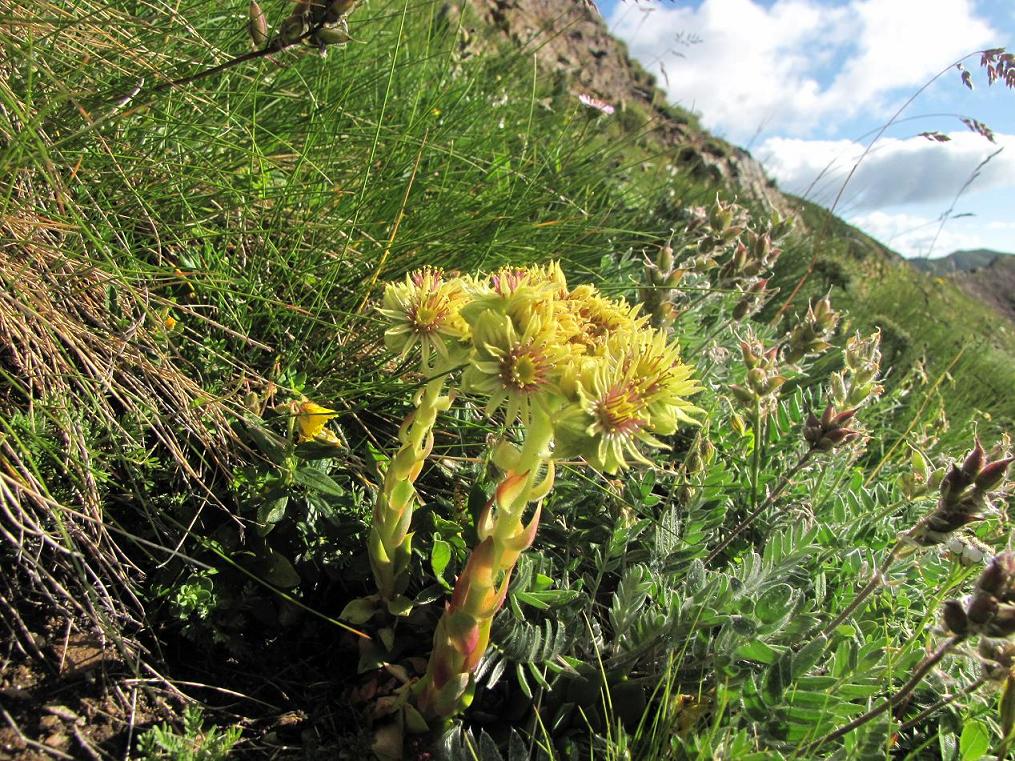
[967,593,998,627]
[278,13,308,44]
[977,556,1009,597]
[730,384,755,405]
[976,457,1013,492]
[942,599,969,635]
[657,245,675,274]
[709,200,734,233]
[326,0,358,21]
[962,439,986,480]
[248,0,269,49]
[747,367,768,393]
[986,605,1015,638]
[312,18,351,47]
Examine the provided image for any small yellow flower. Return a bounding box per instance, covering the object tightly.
[164,313,177,331]
[297,400,339,441]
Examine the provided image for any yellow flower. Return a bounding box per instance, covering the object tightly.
[575,357,659,472]
[461,309,566,427]
[465,266,560,337]
[297,400,339,441]
[560,329,702,473]
[378,267,470,369]
[621,328,703,435]
[563,285,643,354]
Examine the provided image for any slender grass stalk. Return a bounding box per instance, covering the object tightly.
[808,634,966,752]
[704,445,815,566]
[897,675,988,734]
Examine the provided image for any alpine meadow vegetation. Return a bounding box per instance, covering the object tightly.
[2,1,1015,760]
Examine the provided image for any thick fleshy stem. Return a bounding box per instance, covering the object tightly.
[414,410,555,721]
[368,374,451,603]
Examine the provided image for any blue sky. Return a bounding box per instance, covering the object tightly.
[599,0,1014,258]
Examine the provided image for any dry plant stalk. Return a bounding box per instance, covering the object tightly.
[0,205,241,668]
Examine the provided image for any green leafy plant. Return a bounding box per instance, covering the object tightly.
[137,707,241,761]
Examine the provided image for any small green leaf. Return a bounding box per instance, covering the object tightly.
[755,583,792,624]
[256,495,288,528]
[292,467,345,497]
[735,640,779,665]
[431,539,452,580]
[514,591,550,610]
[514,589,580,609]
[262,548,300,588]
[959,719,990,761]
[386,594,413,617]
[339,596,377,624]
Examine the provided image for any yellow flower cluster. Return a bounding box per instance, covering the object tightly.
[379,263,702,473]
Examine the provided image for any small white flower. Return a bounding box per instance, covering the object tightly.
[578,93,615,115]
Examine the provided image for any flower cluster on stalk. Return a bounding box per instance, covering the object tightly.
[378,262,703,473]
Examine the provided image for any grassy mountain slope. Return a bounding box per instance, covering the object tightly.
[2,2,1014,758]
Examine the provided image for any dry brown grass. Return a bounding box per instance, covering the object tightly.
[0,199,243,679]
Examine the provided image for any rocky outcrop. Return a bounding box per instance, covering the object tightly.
[448,0,794,216]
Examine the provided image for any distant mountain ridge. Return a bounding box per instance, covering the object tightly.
[909,248,1014,275]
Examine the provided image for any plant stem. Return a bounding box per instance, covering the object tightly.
[704,445,815,566]
[750,399,763,510]
[897,674,988,734]
[150,41,289,95]
[818,540,904,638]
[807,634,965,752]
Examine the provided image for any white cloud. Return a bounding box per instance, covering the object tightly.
[849,209,989,258]
[757,130,1015,211]
[849,209,1015,259]
[608,0,997,141]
